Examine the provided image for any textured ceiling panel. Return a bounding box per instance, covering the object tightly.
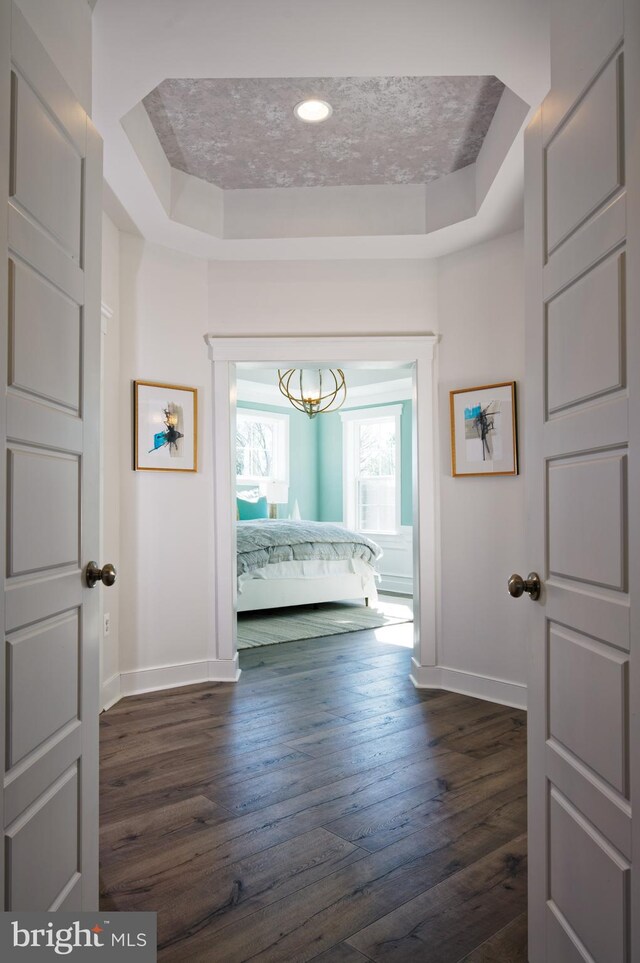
[142,75,505,190]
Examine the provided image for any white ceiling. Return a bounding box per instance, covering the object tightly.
[93,0,550,260]
[237,366,409,387]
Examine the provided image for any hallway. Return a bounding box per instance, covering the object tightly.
[99,625,527,961]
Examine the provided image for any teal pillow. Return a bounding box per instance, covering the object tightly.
[237,494,268,520]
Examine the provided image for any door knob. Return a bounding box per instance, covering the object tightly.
[508,572,541,601]
[86,561,117,588]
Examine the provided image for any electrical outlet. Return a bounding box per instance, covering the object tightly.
[104,612,110,637]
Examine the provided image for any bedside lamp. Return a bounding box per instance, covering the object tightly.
[265,481,289,519]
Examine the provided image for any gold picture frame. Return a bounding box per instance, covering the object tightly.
[133,380,198,472]
[450,381,518,477]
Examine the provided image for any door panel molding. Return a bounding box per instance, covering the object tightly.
[5,765,79,911]
[543,2,623,142]
[3,721,81,826]
[545,579,630,652]
[6,446,81,577]
[547,451,627,592]
[545,51,624,257]
[9,256,81,412]
[543,193,626,301]
[526,1,638,958]
[0,0,10,915]
[548,624,629,794]
[6,610,79,768]
[543,395,628,459]
[10,70,82,259]
[8,8,85,155]
[8,206,84,303]
[546,251,625,416]
[549,787,629,963]
[546,739,632,861]
[1,0,102,911]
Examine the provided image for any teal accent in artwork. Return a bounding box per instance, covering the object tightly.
[465,403,481,422]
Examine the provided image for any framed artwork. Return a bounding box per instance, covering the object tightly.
[133,380,198,472]
[450,381,518,477]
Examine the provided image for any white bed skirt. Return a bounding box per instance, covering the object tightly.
[237,559,379,613]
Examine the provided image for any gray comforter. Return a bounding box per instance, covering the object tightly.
[237,520,382,576]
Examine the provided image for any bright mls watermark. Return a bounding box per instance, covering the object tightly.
[0,913,156,960]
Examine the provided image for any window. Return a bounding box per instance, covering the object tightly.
[236,409,289,485]
[341,405,402,534]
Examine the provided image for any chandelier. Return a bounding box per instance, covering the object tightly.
[277,368,347,418]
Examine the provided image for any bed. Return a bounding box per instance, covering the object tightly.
[236,519,382,613]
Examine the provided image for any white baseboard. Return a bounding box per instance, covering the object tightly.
[119,659,209,698]
[207,655,241,682]
[101,672,122,712]
[378,574,413,595]
[410,660,527,710]
[109,655,242,705]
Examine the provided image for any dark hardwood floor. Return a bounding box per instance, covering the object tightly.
[99,623,528,962]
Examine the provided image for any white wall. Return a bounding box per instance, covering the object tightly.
[208,259,438,335]
[436,229,527,694]
[101,212,121,708]
[209,237,527,703]
[223,184,428,239]
[112,235,526,705]
[118,236,214,692]
[111,255,435,688]
[15,0,93,113]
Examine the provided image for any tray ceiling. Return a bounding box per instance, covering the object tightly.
[143,75,505,190]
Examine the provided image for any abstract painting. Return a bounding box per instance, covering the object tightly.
[450,381,517,476]
[133,380,198,472]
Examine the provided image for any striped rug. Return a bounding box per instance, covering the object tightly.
[237,601,412,648]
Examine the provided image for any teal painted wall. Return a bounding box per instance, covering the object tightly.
[317,400,413,526]
[237,398,412,525]
[317,413,343,522]
[400,400,413,526]
[236,401,318,520]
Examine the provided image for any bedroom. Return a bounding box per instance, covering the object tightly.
[2,1,638,961]
[234,366,414,651]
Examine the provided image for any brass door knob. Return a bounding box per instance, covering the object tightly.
[86,562,117,588]
[508,572,541,601]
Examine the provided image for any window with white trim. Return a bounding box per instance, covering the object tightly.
[236,408,289,485]
[341,405,402,534]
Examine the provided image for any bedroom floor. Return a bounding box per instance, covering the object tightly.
[99,625,528,962]
[237,594,414,648]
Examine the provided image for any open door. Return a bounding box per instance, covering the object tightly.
[523,0,639,959]
[0,2,105,909]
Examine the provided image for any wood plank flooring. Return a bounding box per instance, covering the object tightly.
[100,623,527,962]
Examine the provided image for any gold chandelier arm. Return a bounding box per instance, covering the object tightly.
[277,367,347,417]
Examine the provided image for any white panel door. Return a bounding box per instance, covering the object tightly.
[524,0,639,960]
[0,2,103,910]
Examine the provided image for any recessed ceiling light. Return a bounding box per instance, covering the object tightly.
[294,99,333,123]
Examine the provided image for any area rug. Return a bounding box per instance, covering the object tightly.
[237,601,412,648]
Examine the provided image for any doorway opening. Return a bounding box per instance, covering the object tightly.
[233,363,415,655]
[206,335,439,685]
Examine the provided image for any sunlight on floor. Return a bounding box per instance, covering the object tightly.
[371,595,414,647]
